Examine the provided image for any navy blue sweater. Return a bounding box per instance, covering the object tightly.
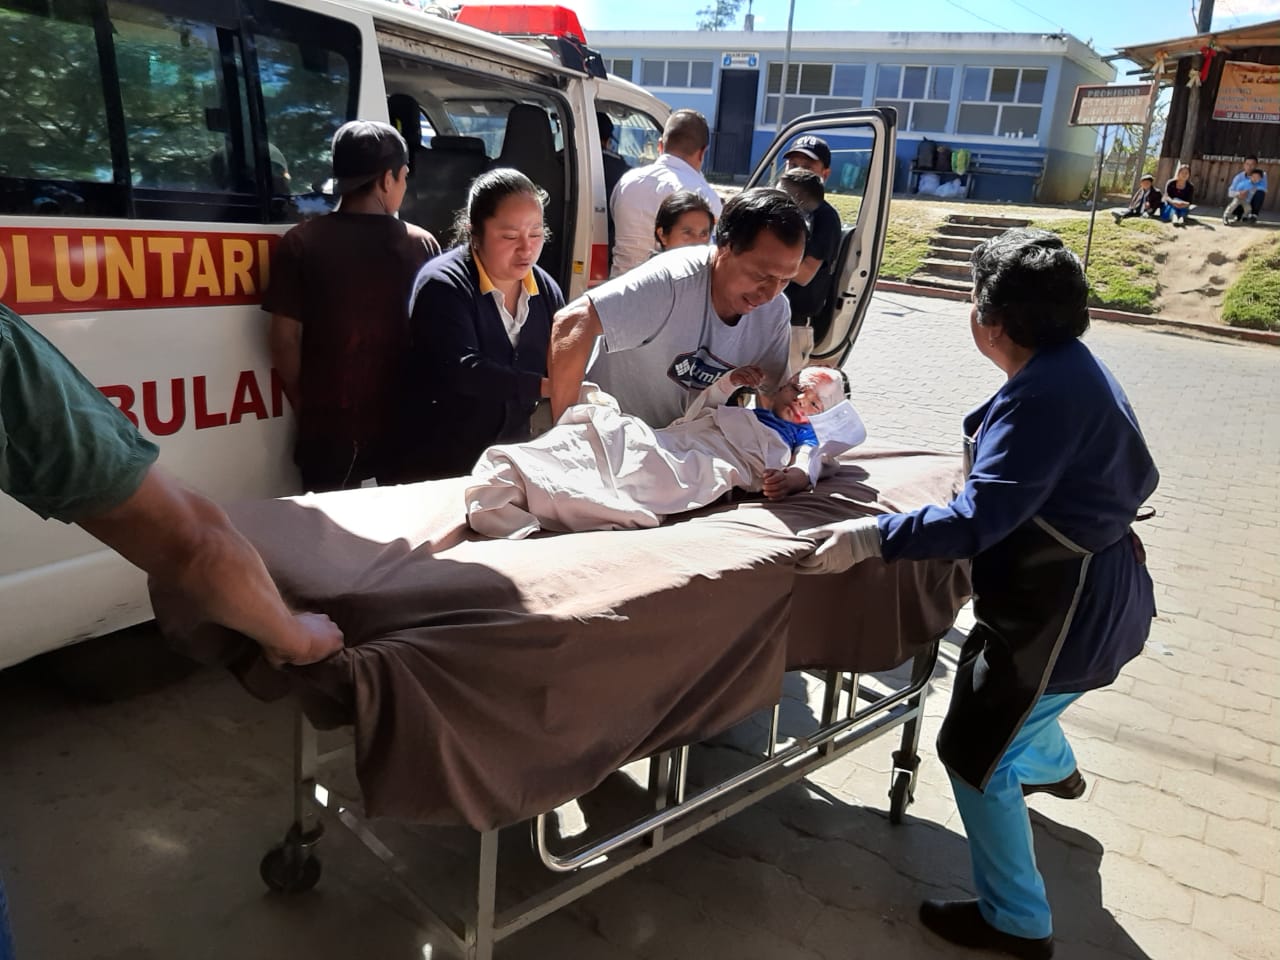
[879,338,1159,693]
[399,245,565,479]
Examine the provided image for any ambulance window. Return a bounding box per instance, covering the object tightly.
[597,101,662,170]
[0,3,115,212]
[111,3,246,194]
[253,7,360,204]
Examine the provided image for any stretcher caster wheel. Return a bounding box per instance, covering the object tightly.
[260,843,322,893]
[888,769,914,825]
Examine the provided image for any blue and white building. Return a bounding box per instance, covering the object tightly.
[592,29,1115,203]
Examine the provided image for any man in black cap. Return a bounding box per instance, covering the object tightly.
[781,135,842,369]
[265,120,440,492]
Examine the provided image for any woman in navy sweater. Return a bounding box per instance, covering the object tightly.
[801,229,1158,960]
[398,169,565,480]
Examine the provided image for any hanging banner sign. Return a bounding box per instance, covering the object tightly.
[1213,61,1280,123]
[1069,84,1152,126]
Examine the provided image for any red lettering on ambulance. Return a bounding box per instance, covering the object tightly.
[229,369,268,423]
[99,384,139,428]
[192,376,228,430]
[269,368,287,419]
[142,378,186,436]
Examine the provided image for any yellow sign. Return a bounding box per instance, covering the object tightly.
[1213,61,1280,124]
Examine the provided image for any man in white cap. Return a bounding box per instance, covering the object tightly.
[265,120,440,491]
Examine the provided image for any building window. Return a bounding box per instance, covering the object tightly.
[639,58,714,89]
[606,57,634,81]
[957,67,1046,138]
[764,61,864,124]
[873,64,953,133]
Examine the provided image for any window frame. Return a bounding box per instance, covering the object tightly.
[0,0,361,222]
[956,65,1046,140]
[640,56,716,91]
[763,60,864,126]
[872,63,953,135]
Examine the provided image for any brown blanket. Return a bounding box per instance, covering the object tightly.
[152,446,970,830]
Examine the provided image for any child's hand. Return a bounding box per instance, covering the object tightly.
[730,365,767,388]
[762,467,810,500]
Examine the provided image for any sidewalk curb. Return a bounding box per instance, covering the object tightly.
[873,280,1280,346]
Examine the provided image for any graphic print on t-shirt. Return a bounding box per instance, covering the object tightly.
[667,345,736,392]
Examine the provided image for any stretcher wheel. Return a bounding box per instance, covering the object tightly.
[888,769,914,825]
[260,843,322,893]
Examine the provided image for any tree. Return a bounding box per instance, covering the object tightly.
[695,0,744,30]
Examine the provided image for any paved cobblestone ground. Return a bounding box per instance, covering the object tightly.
[0,293,1276,959]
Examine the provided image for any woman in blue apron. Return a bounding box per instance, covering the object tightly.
[800,229,1158,960]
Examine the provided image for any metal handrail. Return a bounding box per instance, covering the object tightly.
[534,658,933,873]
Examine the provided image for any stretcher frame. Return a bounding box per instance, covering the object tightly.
[259,637,943,960]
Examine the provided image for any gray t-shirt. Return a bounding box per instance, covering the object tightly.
[587,246,791,427]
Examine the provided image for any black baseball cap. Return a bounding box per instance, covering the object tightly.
[785,134,832,168]
[331,120,408,196]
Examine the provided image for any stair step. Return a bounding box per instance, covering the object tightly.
[919,257,972,277]
[926,245,972,262]
[932,234,983,251]
[947,214,1032,229]
[909,273,972,292]
[940,222,1012,239]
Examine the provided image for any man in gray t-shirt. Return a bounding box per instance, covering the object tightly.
[548,188,809,427]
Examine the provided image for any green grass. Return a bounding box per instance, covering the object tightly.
[829,193,932,281]
[826,196,1175,312]
[1028,216,1166,314]
[1221,235,1280,331]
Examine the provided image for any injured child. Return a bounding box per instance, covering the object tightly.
[465,366,866,538]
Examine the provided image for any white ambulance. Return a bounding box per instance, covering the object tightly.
[0,0,896,667]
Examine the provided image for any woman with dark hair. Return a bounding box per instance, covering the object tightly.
[1162,163,1194,226]
[652,190,715,253]
[396,168,566,480]
[800,229,1159,960]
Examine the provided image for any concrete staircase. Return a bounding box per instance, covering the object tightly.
[911,214,1031,293]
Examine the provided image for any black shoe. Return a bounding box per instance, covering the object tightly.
[1111,211,1124,224]
[1021,769,1086,800]
[920,899,1054,959]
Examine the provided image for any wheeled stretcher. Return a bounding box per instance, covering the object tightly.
[153,445,970,959]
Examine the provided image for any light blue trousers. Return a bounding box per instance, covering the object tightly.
[948,691,1082,941]
[0,869,13,960]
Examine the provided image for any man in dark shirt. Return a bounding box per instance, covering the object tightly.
[265,120,440,492]
[780,135,842,370]
[598,112,632,265]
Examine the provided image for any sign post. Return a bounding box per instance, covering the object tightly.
[1069,84,1152,276]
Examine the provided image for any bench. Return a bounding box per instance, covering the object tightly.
[967,147,1046,200]
[907,146,1046,201]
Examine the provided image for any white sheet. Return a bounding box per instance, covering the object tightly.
[465,400,792,539]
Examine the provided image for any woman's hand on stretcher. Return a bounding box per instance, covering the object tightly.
[730,365,767,389]
[763,466,810,500]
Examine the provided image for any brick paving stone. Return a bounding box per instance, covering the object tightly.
[1071,736,1168,785]
[1191,893,1280,960]
[1090,780,1208,841]
[1157,768,1272,822]
[1140,832,1264,900]
[1168,716,1273,761]
[1203,814,1280,874]
[1097,854,1197,922]
[1179,676,1276,715]
[1266,877,1280,913]
[1112,916,1237,960]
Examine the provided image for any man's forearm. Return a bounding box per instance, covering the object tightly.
[79,470,341,665]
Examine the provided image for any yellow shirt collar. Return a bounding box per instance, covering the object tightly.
[474,254,539,297]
